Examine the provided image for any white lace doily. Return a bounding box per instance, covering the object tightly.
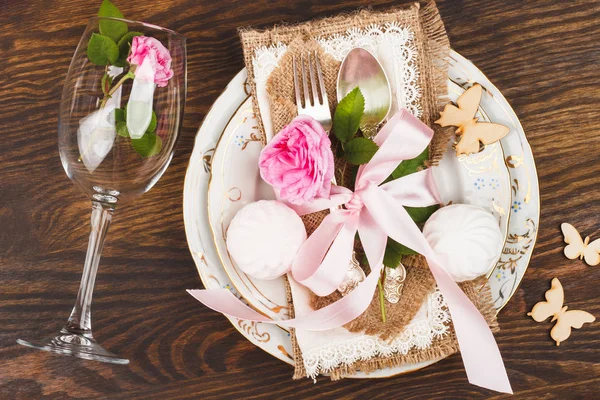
[302,290,450,379]
[253,42,288,86]
[317,23,421,117]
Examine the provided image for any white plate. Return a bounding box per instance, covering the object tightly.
[183,50,540,376]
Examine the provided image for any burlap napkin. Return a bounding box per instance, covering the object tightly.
[239,0,499,379]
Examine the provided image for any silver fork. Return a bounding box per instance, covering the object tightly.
[292,52,332,131]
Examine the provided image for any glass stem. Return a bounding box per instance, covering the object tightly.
[64,201,114,336]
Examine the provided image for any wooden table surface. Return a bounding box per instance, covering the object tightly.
[1,0,599,398]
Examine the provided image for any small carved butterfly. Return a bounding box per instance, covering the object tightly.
[561,223,600,266]
[435,83,510,156]
[527,278,595,346]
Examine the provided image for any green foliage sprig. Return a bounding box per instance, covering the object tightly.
[84,0,161,157]
[333,87,379,165]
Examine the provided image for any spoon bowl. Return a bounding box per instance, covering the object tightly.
[337,48,392,137]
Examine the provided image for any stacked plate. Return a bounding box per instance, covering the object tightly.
[183,51,539,377]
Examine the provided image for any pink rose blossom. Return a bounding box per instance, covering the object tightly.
[127,36,174,87]
[259,115,335,205]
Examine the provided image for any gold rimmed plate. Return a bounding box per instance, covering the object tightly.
[183,50,540,377]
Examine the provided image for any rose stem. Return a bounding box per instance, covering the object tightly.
[99,69,136,109]
[378,270,387,323]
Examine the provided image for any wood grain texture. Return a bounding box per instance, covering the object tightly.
[1,0,599,398]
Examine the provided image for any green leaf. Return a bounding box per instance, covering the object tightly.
[114,31,142,67]
[87,33,119,65]
[146,110,157,133]
[114,107,125,122]
[405,204,439,224]
[383,238,417,269]
[343,137,378,165]
[116,120,129,137]
[98,0,128,43]
[391,148,429,180]
[107,107,125,124]
[333,87,365,143]
[131,133,162,157]
[115,108,158,144]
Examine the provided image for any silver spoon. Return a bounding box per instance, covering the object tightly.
[337,48,392,138]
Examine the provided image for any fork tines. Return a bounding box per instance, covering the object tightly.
[292,51,328,112]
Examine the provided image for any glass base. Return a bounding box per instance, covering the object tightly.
[17,328,129,365]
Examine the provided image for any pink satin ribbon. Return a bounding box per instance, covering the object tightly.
[188,109,512,393]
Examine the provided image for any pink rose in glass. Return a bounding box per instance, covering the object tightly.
[127,36,174,87]
[259,115,334,205]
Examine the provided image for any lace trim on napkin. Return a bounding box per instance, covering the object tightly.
[253,42,288,86]
[251,23,421,118]
[317,22,421,117]
[302,290,450,379]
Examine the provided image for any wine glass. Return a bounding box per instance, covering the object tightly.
[17,17,187,364]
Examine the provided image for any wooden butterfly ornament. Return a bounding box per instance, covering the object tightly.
[527,278,595,346]
[561,223,600,266]
[435,83,510,156]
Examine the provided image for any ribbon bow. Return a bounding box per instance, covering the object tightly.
[189,110,512,393]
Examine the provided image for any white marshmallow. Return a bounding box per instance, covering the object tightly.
[423,204,503,282]
[226,200,307,280]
